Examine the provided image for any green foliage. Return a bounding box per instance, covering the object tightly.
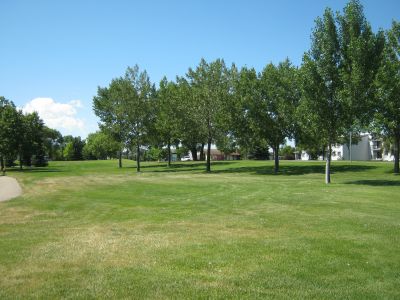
[186,58,231,171]
[83,131,119,160]
[299,1,384,182]
[64,137,85,161]
[279,145,296,160]
[375,21,400,173]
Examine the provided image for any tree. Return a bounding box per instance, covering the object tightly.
[300,1,383,183]
[64,136,85,161]
[155,77,180,167]
[375,21,400,173]
[43,127,63,161]
[124,65,156,172]
[93,80,129,168]
[0,97,19,174]
[83,131,120,160]
[228,66,259,160]
[174,76,207,162]
[259,60,300,173]
[186,59,230,172]
[279,145,296,160]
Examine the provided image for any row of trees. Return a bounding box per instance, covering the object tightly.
[93,1,400,183]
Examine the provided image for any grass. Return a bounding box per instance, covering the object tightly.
[0,159,399,299]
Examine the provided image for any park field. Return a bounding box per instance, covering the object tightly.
[0,160,399,299]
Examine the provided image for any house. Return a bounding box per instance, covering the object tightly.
[198,149,241,161]
[297,133,394,161]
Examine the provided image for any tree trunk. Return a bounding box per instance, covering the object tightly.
[394,134,400,174]
[274,144,279,174]
[136,144,141,172]
[0,156,4,175]
[191,146,198,161]
[167,141,171,167]
[118,149,122,168]
[1,157,5,175]
[206,138,211,172]
[325,144,332,184]
[200,143,205,161]
[19,150,23,170]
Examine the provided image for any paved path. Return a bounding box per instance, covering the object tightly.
[0,176,22,202]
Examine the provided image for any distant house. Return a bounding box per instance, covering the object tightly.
[199,149,241,161]
[211,149,240,161]
[297,133,394,161]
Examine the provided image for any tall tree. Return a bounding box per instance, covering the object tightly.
[375,21,400,173]
[186,59,230,172]
[83,131,120,160]
[228,66,259,159]
[0,97,19,174]
[259,60,300,174]
[93,78,130,168]
[175,76,207,161]
[124,65,155,172]
[155,77,180,167]
[64,136,85,161]
[300,1,383,183]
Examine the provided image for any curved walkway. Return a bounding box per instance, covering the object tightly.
[0,176,22,202]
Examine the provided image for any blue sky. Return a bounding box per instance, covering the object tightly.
[1,0,399,137]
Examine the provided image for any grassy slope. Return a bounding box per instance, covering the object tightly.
[0,160,399,299]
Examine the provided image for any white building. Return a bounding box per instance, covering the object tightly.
[298,134,394,161]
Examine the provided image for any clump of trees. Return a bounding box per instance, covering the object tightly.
[92,0,398,182]
[0,97,50,174]
[2,1,398,183]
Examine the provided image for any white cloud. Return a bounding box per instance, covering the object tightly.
[23,98,85,134]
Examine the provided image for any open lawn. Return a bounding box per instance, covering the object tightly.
[0,160,399,299]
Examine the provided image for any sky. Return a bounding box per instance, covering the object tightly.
[1,0,399,138]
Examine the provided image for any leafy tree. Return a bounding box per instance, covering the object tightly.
[228,66,259,160]
[43,127,63,161]
[279,145,296,160]
[259,60,300,173]
[300,1,383,183]
[83,131,119,160]
[0,97,19,174]
[174,76,207,161]
[155,77,180,167]
[93,80,129,168]
[124,65,156,172]
[20,112,47,167]
[64,137,85,161]
[375,21,400,173]
[186,59,230,172]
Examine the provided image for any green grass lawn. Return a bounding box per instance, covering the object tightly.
[0,160,399,299]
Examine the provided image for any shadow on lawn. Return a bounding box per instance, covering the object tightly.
[140,161,235,172]
[212,164,376,176]
[344,179,400,186]
[147,161,376,176]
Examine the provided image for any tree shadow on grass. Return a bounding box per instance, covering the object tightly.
[142,161,376,176]
[344,179,400,186]
[135,161,235,172]
[212,164,376,176]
